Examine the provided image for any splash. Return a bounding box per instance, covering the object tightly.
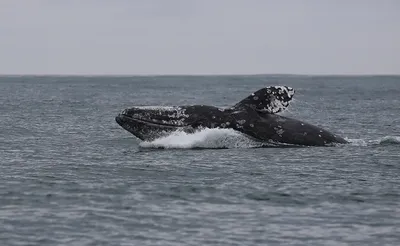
[345,138,368,146]
[378,136,400,145]
[345,136,400,146]
[139,129,400,150]
[139,128,264,149]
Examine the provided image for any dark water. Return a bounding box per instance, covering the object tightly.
[1,75,399,245]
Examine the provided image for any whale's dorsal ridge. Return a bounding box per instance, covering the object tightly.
[232,86,295,114]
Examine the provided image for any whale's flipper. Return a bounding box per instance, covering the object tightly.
[233,86,295,113]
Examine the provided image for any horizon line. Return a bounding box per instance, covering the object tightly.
[1,73,399,77]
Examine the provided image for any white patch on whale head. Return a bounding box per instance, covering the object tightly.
[135,106,179,111]
[256,86,295,114]
[131,106,190,126]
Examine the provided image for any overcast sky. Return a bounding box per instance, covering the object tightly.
[0,0,399,75]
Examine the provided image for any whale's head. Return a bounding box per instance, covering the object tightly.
[116,106,187,140]
[115,105,226,140]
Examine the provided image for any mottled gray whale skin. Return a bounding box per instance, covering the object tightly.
[116,86,347,146]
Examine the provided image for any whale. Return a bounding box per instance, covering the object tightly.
[115,86,348,146]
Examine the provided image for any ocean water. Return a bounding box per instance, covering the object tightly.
[1,75,399,246]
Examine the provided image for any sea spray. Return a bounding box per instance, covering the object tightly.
[378,136,400,145]
[139,128,263,149]
[345,136,400,146]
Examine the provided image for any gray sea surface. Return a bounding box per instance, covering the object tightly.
[1,75,400,246]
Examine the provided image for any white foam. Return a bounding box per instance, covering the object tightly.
[378,136,400,145]
[139,128,263,149]
[345,138,368,146]
[345,136,400,146]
